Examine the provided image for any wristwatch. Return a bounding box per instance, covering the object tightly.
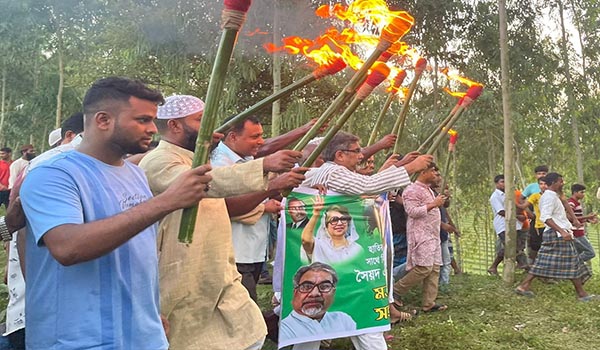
[0,216,12,242]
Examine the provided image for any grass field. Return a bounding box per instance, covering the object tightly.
[3,205,600,349]
[258,271,600,349]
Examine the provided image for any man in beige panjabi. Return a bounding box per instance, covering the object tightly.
[139,95,305,350]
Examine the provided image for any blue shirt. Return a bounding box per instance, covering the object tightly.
[522,182,540,199]
[21,151,168,350]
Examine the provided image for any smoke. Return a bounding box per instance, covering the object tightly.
[135,0,333,57]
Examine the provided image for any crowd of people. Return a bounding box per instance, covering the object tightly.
[0,76,597,350]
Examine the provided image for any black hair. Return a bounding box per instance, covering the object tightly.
[571,183,586,194]
[494,174,504,183]
[537,176,546,184]
[83,77,164,122]
[61,112,85,139]
[0,147,11,153]
[222,115,261,135]
[544,172,562,185]
[534,165,549,173]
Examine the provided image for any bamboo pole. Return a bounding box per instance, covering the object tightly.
[302,62,390,168]
[416,107,456,153]
[215,58,346,133]
[179,0,252,243]
[425,85,483,155]
[439,132,457,193]
[391,57,427,153]
[367,70,406,146]
[292,15,414,152]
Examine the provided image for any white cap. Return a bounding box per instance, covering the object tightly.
[157,95,205,120]
[48,128,62,147]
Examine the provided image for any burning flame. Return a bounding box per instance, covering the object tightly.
[264,28,376,69]
[265,0,417,74]
[316,0,414,35]
[441,68,483,98]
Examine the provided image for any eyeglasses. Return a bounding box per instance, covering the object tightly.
[326,216,351,225]
[295,281,335,294]
[340,148,362,154]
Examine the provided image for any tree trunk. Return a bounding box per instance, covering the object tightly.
[270,1,282,137]
[557,0,584,183]
[499,0,516,284]
[55,26,65,129]
[567,0,586,82]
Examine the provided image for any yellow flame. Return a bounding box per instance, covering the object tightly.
[265,28,376,69]
[440,67,483,98]
[317,0,414,34]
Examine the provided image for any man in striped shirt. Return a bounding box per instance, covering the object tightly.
[567,184,597,262]
[302,132,431,195]
[300,131,432,350]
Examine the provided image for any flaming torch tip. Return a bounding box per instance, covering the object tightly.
[321,58,347,76]
[465,84,484,100]
[367,62,391,87]
[380,14,414,44]
[415,57,428,72]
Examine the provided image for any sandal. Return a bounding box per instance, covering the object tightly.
[391,309,417,325]
[391,295,403,311]
[423,304,448,313]
[514,288,535,298]
[577,294,600,302]
[487,268,498,276]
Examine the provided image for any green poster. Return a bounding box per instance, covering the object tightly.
[279,188,392,348]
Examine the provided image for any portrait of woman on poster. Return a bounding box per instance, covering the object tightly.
[301,196,363,265]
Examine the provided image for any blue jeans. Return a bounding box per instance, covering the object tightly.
[439,240,451,285]
[574,235,596,262]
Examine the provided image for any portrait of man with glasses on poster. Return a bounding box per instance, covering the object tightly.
[279,262,356,343]
[278,189,392,348]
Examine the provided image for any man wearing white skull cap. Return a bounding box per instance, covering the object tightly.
[139,94,305,350]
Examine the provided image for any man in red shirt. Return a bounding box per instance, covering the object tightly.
[0,147,12,209]
[567,184,597,262]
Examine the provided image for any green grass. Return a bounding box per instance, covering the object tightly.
[258,272,600,349]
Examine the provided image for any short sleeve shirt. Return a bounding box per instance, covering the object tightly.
[21,151,167,350]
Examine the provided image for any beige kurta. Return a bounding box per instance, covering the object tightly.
[139,140,268,350]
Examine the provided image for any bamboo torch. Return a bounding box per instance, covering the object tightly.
[178,0,252,243]
[215,58,346,133]
[391,57,428,154]
[302,62,391,168]
[425,84,483,155]
[439,129,458,192]
[293,15,414,152]
[367,70,406,146]
[416,106,458,153]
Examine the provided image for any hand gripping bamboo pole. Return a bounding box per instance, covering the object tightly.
[178,0,252,243]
